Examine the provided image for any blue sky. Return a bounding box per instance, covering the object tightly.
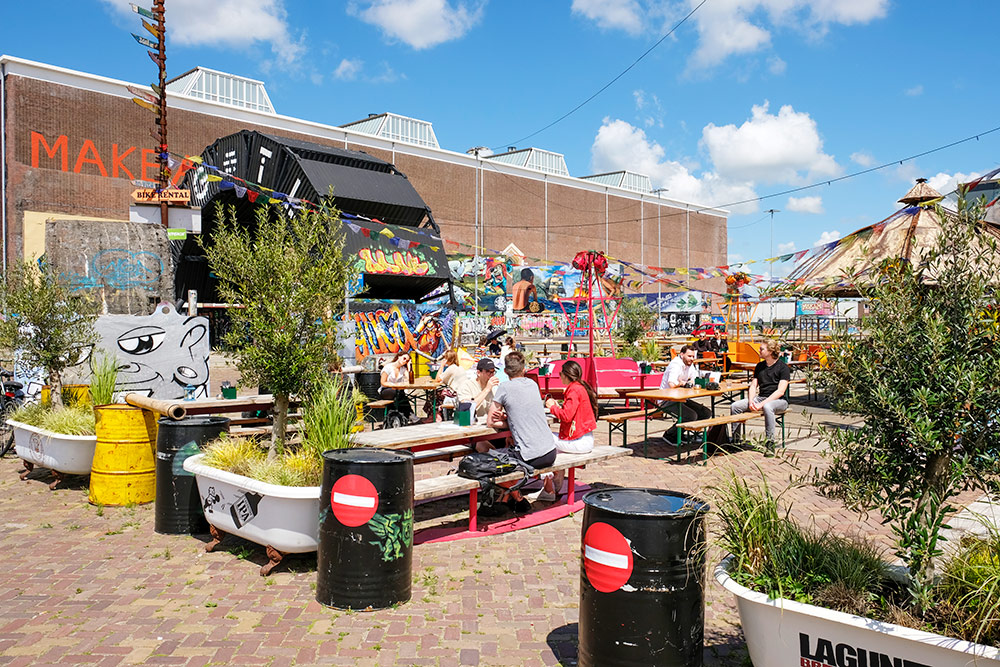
[3,0,998,277]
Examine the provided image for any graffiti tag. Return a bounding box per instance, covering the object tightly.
[63,249,163,292]
[358,248,430,276]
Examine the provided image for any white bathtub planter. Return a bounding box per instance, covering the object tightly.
[183,453,321,575]
[715,556,1000,667]
[9,419,98,490]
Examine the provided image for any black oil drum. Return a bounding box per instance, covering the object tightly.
[579,488,710,667]
[356,372,382,401]
[317,448,414,610]
[154,416,230,535]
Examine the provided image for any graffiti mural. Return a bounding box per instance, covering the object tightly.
[448,253,624,313]
[352,303,455,360]
[61,303,211,400]
[62,249,164,292]
[641,291,710,314]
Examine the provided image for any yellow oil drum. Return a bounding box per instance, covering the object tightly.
[63,384,91,408]
[89,405,158,506]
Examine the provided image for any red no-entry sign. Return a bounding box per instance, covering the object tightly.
[583,522,633,593]
[330,474,379,527]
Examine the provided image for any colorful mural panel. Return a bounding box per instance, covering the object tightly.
[352,303,455,360]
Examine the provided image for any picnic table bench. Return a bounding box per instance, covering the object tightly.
[414,445,632,533]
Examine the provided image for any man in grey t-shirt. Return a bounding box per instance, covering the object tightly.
[484,351,557,514]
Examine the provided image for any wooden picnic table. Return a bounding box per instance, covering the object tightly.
[179,393,298,416]
[626,381,749,461]
[349,421,506,456]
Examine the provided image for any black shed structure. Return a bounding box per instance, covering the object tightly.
[176,130,453,303]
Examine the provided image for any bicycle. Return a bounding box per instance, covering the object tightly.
[0,368,26,457]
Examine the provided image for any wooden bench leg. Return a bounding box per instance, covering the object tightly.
[469,487,478,532]
[567,467,576,504]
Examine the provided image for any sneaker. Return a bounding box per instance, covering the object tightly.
[537,490,557,502]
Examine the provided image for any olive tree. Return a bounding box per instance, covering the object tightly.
[203,202,356,459]
[0,260,99,408]
[817,196,1000,614]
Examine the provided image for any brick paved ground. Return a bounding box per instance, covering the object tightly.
[0,385,986,666]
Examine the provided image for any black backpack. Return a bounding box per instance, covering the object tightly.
[456,452,535,507]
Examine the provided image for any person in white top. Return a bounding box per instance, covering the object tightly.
[658,344,711,442]
[380,351,415,422]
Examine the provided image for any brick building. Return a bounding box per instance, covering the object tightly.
[0,55,727,304]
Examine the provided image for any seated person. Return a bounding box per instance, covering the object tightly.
[484,351,557,515]
[543,359,597,501]
[660,344,712,442]
[731,339,790,452]
[710,332,728,354]
[379,351,415,423]
[694,332,712,356]
[454,358,500,423]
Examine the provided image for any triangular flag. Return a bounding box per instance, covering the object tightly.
[361,228,371,238]
[247,191,258,203]
[233,184,247,198]
[218,180,234,190]
[379,229,395,238]
[429,246,440,252]
[206,175,222,182]
[346,223,360,234]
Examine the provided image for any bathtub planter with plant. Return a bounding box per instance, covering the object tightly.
[185,378,359,575]
[712,471,1000,667]
[9,404,97,489]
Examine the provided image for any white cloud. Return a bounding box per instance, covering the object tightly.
[701,101,840,184]
[815,230,841,246]
[103,0,305,67]
[633,89,664,128]
[767,56,787,75]
[905,84,924,96]
[787,195,824,214]
[572,0,643,34]
[926,171,980,197]
[590,118,758,214]
[349,0,484,49]
[589,118,758,213]
[571,0,888,71]
[778,241,797,253]
[334,58,363,80]
[850,151,875,167]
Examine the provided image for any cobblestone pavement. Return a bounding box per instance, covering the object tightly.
[0,386,985,666]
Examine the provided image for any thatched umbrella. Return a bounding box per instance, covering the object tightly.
[788,179,1000,297]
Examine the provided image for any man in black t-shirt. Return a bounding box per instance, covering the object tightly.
[730,339,790,449]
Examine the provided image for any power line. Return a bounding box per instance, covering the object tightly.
[475,123,1000,230]
[492,0,709,151]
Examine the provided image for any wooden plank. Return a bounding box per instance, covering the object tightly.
[679,413,762,430]
[350,422,499,449]
[412,445,631,501]
[413,444,473,462]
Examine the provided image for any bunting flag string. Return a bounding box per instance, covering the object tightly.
[171,149,925,287]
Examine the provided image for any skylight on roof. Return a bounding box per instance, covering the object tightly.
[341,113,440,149]
[484,148,569,176]
[166,67,274,113]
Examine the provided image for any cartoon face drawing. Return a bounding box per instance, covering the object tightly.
[81,304,212,400]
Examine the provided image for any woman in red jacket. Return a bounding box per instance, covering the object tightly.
[542,360,598,500]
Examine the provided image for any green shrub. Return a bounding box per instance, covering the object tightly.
[715,468,888,606]
[938,522,1000,646]
[9,403,95,435]
[89,353,119,406]
[200,376,361,487]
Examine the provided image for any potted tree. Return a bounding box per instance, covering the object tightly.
[714,196,1000,665]
[1,260,100,487]
[184,201,359,573]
